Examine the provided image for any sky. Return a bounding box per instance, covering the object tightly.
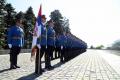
[7,0,120,47]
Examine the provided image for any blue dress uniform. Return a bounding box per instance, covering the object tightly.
[59,34,67,63]
[47,26,55,59]
[55,35,61,58]
[35,24,47,73]
[8,25,24,69]
[46,26,55,68]
[65,34,74,61]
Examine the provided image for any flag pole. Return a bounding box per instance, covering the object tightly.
[38,46,41,74]
[30,1,43,75]
[37,4,42,74]
[31,4,42,74]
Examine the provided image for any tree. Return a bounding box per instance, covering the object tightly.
[50,10,71,35]
[0,0,6,12]
[90,45,94,49]
[95,45,104,49]
[62,18,70,33]
[111,40,120,50]
[4,3,16,27]
[50,10,64,35]
[24,6,36,48]
[0,0,7,49]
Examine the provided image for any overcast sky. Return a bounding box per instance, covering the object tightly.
[7,0,120,47]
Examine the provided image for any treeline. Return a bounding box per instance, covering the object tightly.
[0,0,71,49]
[90,45,104,49]
[107,40,120,50]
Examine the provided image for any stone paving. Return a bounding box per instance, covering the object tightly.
[0,50,120,80]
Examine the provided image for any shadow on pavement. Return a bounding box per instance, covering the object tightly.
[0,68,10,73]
[53,62,64,68]
[17,62,65,80]
[17,73,41,80]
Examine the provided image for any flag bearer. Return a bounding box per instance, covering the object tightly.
[31,15,47,75]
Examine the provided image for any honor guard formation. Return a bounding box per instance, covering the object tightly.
[31,15,87,75]
[7,14,87,75]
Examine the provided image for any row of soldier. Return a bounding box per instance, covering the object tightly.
[7,14,87,75]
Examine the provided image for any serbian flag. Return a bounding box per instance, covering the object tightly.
[31,5,42,61]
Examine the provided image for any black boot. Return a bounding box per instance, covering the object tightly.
[10,65,16,70]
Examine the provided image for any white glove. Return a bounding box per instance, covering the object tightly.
[31,36,37,49]
[30,56,35,62]
[37,44,41,49]
[8,44,12,48]
[61,46,63,50]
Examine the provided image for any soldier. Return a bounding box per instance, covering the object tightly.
[59,33,67,63]
[7,15,24,69]
[64,34,71,62]
[32,15,47,74]
[46,19,55,69]
[55,35,59,58]
[55,35,61,59]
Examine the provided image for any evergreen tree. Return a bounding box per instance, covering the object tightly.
[0,0,6,12]
[50,10,70,35]
[0,0,6,49]
[111,40,120,50]
[50,10,64,35]
[62,18,70,33]
[24,6,36,48]
[4,3,16,27]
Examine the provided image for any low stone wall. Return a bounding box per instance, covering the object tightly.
[0,49,31,55]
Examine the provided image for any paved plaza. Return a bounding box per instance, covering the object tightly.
[0,50,120,80]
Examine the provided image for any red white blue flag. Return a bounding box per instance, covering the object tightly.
[33,4,42,37]
[31,5,42,59]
